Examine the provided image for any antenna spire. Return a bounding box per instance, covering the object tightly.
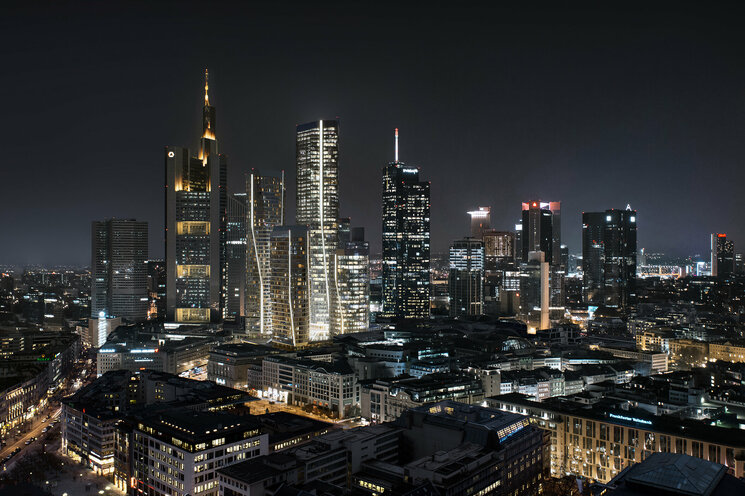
[204,68,210,106]
[394,128,399,162]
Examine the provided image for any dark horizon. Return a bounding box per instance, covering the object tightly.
[3,3,744,265]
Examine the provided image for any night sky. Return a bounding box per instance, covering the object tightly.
[3,3,744,266]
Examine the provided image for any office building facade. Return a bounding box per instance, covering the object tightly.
[382,129,431,320]
[521,201,560,265]
[165,71,227,323]
[711,233,734,277]
[296,120,340,340]
[448,238,484,318]
[332,227,370,334]
[269,226,310,347]
[583,209,637,308]
[91,219,148,322]
[225,193,247,321]
[245,171,285,335]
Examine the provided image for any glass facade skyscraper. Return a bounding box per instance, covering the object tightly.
[296,120,339,340]
[225,193,247,321]
[582,208,637,308]
[332,227,370,333]
[91,219,148,322]
[382,129,431,320]
[165,70,227,323]
[246,170,285,336]
[711,233,734,277]
[448,238,484,318]
[270,225,310,347]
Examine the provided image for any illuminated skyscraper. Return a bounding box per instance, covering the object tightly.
[225,193,247,321]
[583,208,637,307]
[448,238,484,318]
[520,251,549,331]
[246,170,285,336]
[91,219,148,322]
[382,129,431,320]
[520,201,560,265]
[711,233,734,277]
[582,212,606,305]
[332,227,370,334]
[467,207,491,238]
[296,120,339,340]
[270,226,309,347]
[165,70,227,323]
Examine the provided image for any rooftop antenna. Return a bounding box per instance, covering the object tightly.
[395,128,399,162]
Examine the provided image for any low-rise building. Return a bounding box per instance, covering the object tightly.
[360,373,484,423]
[132,410,267,496]
[487,392,745,483]
[261,356,359,419]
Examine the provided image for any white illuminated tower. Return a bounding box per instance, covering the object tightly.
[296,120,339,340]
[246,170,285,336]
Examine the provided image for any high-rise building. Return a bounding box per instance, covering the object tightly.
[225,193,247,321]
[467,207,491,238]
[603,208,637,307]
[246,171,285,336]
[448,238,484,318]
[382,129,431,320]
[519,251,549,331]
[165,70,227,323]
[269,226,309,347]
[91,219,148,322]
[520,201,560,265]
[144,259,166,320]
[711,233,734,277]
[583,209,637,307]
[582,212,606,305]
[331,227,370,334]
[296,120,339,340]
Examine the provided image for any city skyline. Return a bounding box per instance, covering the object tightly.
[4,3,745,265]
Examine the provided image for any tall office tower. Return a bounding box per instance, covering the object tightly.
[448,238,484,318]
[91,219,148,322]
[711,233,734,277]
[225,193,247,321]
[165,70,227,323]
[482,230,515,315]
[483,230,515,270]
[269,226,309,347]
[560,245,569,271]
[582,209,637,308]
[246,170,286,336]
[520,201,560,265]
[514,223,523,262]
[582,212,606,305]
[468,207,491,238]
[519,251,549,332]
[332,227,370,334]
[144,259,166,320]
[382,129,431,320]
[603,208,637,307]
[736,253,744,274]
[296,120,340,340]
